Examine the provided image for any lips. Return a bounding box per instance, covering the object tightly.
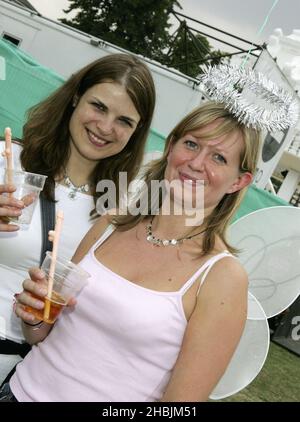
[87,129,111,148]
[179,172,206,186]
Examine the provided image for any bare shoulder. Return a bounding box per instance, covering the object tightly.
[196,254,249,310]
[72,213,113,263]
[207,253,248,286]
[208,236,248,289]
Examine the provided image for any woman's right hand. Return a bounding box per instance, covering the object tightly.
[14,268,48,325]
[0,184,24,232]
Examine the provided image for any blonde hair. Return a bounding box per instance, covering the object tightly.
[113,102,261,255]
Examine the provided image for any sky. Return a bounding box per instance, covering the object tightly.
[29,0,300,48]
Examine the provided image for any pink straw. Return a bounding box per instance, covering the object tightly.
[43,210,64,320]
[4,127,13,171]
[3,128,13,196]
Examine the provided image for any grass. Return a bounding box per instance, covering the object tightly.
[218,341,300,402]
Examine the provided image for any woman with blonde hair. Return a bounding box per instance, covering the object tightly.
[6,101,262,401]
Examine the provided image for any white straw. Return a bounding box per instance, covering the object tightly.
[4,127,13,171]
[43,210,64,320]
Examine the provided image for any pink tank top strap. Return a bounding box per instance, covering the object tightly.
[91,224,116,253]
[179,251,234,296]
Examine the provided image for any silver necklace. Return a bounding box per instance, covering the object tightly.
[146,217,205,247]
[64,174,90,200]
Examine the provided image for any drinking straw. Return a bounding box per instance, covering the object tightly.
[4,127,13,171]
[3,128,13,198]
[43,210,64,321]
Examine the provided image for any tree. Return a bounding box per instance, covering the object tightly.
[163,20,211,77]
[60,0,181,60]
[60,0,226,78]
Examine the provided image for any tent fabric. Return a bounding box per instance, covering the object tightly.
[0,38,64,138]
[232,184,289,222]
[145,128,166,152]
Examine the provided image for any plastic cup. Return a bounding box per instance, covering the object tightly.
[0,168,47,226]
[24,252,90,324]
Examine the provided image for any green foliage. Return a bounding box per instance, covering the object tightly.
[163,21,225,77]
[60,0,226,78]
[61,0,180,59]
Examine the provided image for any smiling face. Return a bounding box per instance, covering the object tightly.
[68,81,141,164]
[164,119,253,213]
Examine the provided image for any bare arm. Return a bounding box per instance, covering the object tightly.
[21,320,53,346]
[160,257,248,402]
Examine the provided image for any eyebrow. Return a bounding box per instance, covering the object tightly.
[213,145,228,154]
[186,134,228,154]
[91,97,138,125]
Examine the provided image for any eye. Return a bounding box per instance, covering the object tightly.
[118,118,133,128]
[184,140,198,150]
[91,102,106,112]
[213,153,227,164]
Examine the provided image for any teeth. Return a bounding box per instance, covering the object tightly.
[88,130,108,145]
[182,175,197,183]
[182,176,208,186]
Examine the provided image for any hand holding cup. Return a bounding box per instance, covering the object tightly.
[14,268,48,325]
[0,183,26,231]
[14,266,81,325]
[0,169,47,228]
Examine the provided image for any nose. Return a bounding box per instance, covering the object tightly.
[96,115,114,135]
[188,149,207,172]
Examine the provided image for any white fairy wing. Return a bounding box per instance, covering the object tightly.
[210,292,269,400]
[210,206,300,399]
[228,206,300,318]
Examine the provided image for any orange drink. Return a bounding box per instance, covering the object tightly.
[24,291,67,324]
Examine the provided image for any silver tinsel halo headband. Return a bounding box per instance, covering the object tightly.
[199,64,300,132]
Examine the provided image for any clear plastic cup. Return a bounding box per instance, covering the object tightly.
[0,168,47,226]
[24,252,90,324]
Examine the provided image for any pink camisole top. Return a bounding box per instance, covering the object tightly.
[11,225,233,402]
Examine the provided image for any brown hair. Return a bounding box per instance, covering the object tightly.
[20,53,156,212]
[112,102,261,255]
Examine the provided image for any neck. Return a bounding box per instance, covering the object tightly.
[153,196,214,239]
[64,141,98,186]
[152,214,205,240]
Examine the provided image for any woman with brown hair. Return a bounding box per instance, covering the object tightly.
[0,52,156,383]
[7,101,261,401]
